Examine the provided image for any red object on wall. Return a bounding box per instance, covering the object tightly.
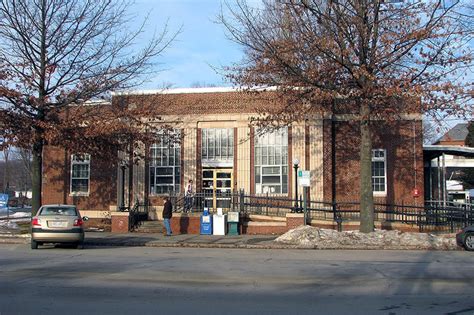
[413,188,420,198]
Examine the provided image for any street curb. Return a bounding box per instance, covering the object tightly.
[0,234,464,251]
[0,235,29,244]
[82,240,462,251]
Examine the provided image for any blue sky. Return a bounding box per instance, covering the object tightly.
[129,0,470,133]
[131,0,245,89]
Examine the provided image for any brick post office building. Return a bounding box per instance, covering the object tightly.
[42,87,425,232]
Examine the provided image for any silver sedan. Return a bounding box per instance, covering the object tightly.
[31,204,89,249]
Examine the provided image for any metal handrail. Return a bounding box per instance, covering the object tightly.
[165,190,473,233]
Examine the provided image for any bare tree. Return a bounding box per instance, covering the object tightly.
[423,120,440,145]
[14,147,33,195]
[0,147,32,204]
[220,0,473,232]
[0,0,178,214]
[2,147,10,193]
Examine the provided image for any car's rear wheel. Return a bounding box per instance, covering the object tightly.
[31,240,38,250]
[464,232,474,251]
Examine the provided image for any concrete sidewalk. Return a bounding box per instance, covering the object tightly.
[1,227,463,251]
[86,232,284,249]
[0,231,288,249]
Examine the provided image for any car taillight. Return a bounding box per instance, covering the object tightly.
[74,218,84,226]
[32,218,41,226]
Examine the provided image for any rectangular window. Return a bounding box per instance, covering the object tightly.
[372,149,387,195]
[254,128,288,194]
[70,154,90,195]
[201,128,234,163]
[150,131,181,195]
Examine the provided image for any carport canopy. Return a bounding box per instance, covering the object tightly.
[423,145,474,162]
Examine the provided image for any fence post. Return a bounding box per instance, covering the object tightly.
[402,200,406,225]
[450,207,454,233]
[298,195,303,213]
[266,192,269,216]
[303,187,308,225]
[170,191,175,210]
[417,210,422,233]
[435,203,439,226]
[239,189,244,214]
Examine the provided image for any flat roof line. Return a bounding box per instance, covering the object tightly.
[112,86,278,96]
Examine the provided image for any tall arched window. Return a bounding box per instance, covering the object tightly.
[150,131,181,194]
[254,128,288,194]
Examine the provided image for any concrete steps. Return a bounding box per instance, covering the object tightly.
[247,214,287,223]
[134,221,164,234]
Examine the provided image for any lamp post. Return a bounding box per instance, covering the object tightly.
[119,162,127,211]
[293,158,299,212]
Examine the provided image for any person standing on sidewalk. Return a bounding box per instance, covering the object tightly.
[162,197,173,236]
[184,179,193,213]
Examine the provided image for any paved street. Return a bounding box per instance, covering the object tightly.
[0,244,473,315]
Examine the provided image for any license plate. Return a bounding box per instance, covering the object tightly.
[49,221,67,228]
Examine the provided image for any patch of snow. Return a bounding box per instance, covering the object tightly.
[8,212,31,218]
[0,211,31,222]
[275,226,457,250]
[0,220,19,230]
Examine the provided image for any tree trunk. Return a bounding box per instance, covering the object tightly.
[3,148,10,192]
[359,102,374,233]
[32,0,47,216]
[31,140,43,215]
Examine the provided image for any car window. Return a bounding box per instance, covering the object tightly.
[40,207,77,216]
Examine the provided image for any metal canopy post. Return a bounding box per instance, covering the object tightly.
[442,153,447,207]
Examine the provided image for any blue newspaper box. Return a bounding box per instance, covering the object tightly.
[0,193,9,210]
[200,208,213,235]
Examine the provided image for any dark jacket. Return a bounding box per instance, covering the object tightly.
[162,200,173,219]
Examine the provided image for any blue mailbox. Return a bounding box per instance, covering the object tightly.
[200,208,213,235]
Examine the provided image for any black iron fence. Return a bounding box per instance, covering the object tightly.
[128,202,149,231]
[421,200,474,232]
[169,190,474,233]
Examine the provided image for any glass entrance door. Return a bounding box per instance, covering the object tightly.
[202,170,215,209]
[202,169,233,210]
[215,171,232,209]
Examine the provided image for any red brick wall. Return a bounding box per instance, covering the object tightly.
[323,120,334,202]
[42,146,117,210]
[323,119,424,205]
[42,146,69,205]
[287,214,305,230]
[114,91,284,116]
[241,224,288,235]
[111,214,129,233]
[170,215,201,234]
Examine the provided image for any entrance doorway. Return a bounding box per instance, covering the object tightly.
[202,169,233,210]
